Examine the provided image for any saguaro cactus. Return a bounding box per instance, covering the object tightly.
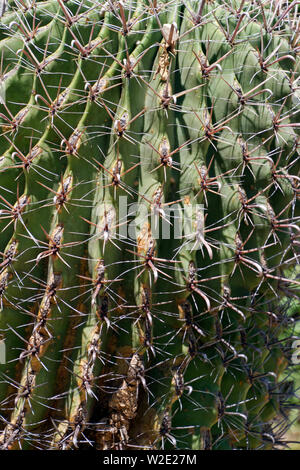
[0,0,299,450]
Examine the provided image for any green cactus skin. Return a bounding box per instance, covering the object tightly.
[0,0,299,450]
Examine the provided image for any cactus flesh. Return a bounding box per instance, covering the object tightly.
[0,0,299,450]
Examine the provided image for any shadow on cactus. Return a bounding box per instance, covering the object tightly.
[0,0,299,450]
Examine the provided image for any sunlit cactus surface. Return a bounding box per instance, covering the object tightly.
[0,0,299,450]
